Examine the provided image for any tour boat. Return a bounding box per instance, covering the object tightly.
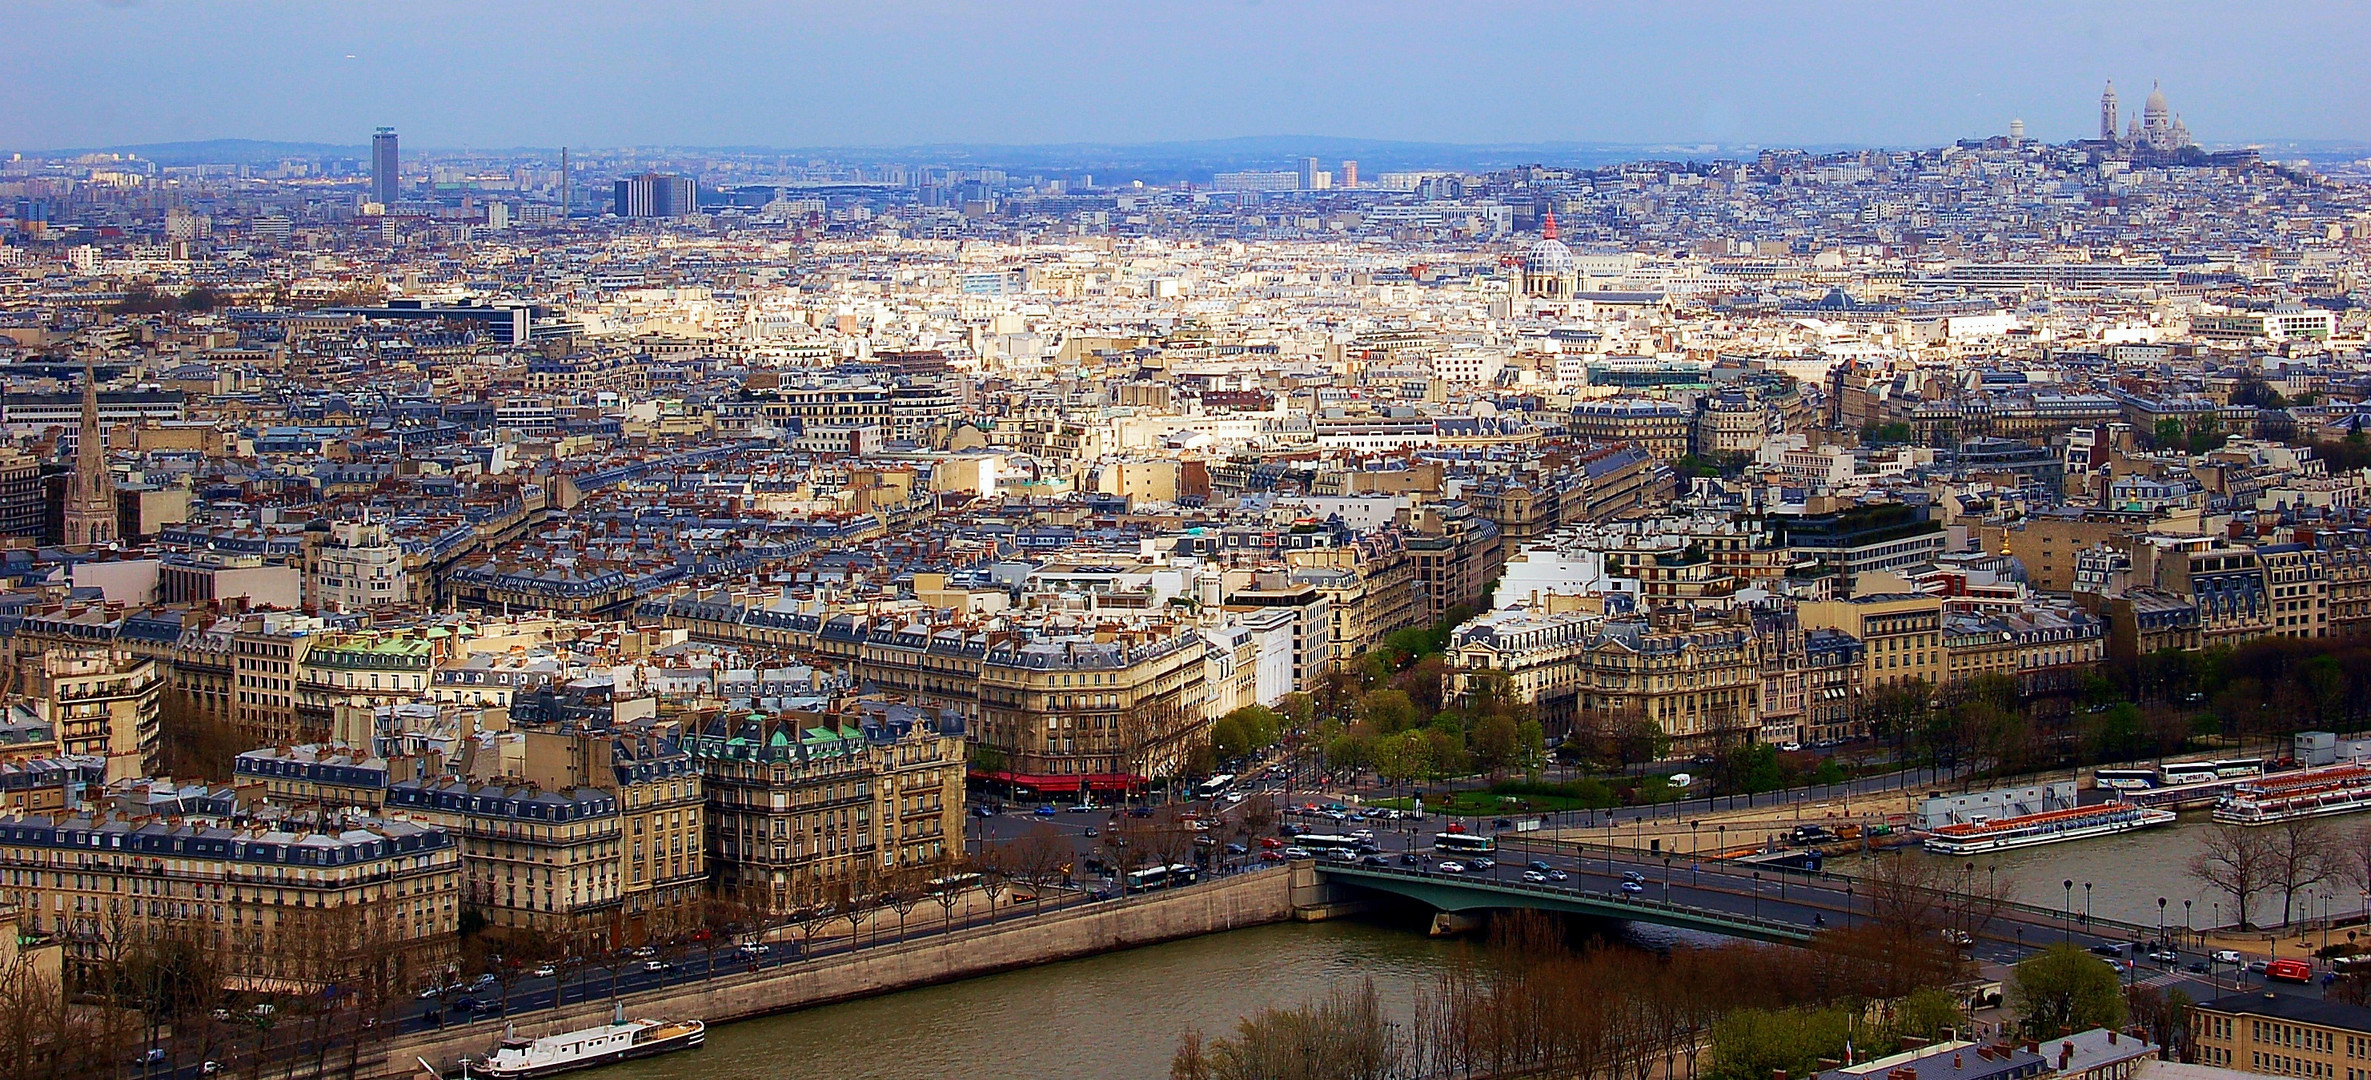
[1919,803,2176,855]
[2213,764,2371,825]
[464,1007,705,1079]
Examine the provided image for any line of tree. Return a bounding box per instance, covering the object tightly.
[1174,856,1984,1080]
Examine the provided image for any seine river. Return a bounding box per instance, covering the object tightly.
[590,920,1476,1080]
[1840,810,2359,934]
[585,816,2328,1080]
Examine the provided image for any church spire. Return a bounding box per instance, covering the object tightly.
[62,363,116,548]
[1541,209,1559,241]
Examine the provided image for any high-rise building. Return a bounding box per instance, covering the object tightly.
[60,366,115,548]
[2099,82,2118,140]
[612,171,697,218]
[1297,156,1331,190]
[1339,160,1358,189]
[370,127,399,206]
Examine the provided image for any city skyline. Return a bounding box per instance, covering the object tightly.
[5,1,2370,152]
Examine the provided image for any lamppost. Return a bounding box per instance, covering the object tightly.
[2083,882,2093,925]
[2186,900,2194,949]
[1845,884,1854,929]
[1691,820,1701,858]
[2015,925,2025,959]
[1664,855,1673,902]
[1717,823,1727,858]
[2158,898,2168,952]
[1752,871,1762,920]
[2064,879,2075,942]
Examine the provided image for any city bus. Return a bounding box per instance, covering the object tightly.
[924,872,982,896]
[1291,834,1365,854]
[2155,762,2220,787]
[2094,768,2158,791]
[1433,833,1499,856]
[1195,774,1236,800]
[1123,864,1200,891]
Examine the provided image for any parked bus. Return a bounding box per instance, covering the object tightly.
[2095,768,2158,791]
[1195,774,1236,800]
[925,872,982,896]
[1433,833,1499,856]
[1123,864,1200,891]
[2154,762,2219,786]
[2215,758,2266,780]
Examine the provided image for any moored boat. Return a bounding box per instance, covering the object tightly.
[464,1006,704,1079]
[2213,764,2371,825]
[1920,803,2176,855]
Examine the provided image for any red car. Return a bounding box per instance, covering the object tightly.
[2266,958,2313,983]
[1259,837,1284,850]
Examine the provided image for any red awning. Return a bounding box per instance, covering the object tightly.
[969,768,1146,793]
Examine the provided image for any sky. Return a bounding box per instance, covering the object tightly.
[7,0,2369,152]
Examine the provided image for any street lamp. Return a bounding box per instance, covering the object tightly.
[1845,884,1854,929]
[2083,881,2093,924]
[2064,879,2075,942]
[1752,871,1762,919]
[2158,898,2168,951]
[1691,820,1701,858]
[2186,899,2195,948]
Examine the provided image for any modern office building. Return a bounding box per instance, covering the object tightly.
[370,127,399,206]
[613,172,698,218]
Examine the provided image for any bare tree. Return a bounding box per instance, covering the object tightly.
[2191,823,2279,931]
[2268,819,2339,928]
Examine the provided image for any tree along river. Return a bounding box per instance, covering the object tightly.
[1836,810,2365,935]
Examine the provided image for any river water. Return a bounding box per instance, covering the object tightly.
[1837,811,2364,933]
[589,919,1477,1080]
[586,816,2331,1080]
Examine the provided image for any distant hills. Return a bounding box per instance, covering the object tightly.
[33,138,366,165]
[25,134,2371,176]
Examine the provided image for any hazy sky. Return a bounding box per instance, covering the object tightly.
[8,0,2368,151]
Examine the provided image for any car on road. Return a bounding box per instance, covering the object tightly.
[469,973,498,990]
[1260,837,1284,849]
[2146,946,2179,964]
[1281,846,1313,859]
[2246,960,2271,975]
[2267,958,2313,983]
[2088,944,2125,958]
[1469,857,1496,870]
[1260,850,1286,862]
[1034,805,1059,817]
[1620,870,1647,885]
[1082,826,1099,837]
[1521,870,1548,884]
[2212,949,2243,964]
[1941,929,1974,948]
[532,964,558,978]
[2185,961,2212,974]
[1398,852,1420,865]
[1437,861,1468,874]
[1225,842,1247,855]
[629,945,658,958]
[1547,869,1568,881]
[1360,855,1391,868]
[1778,742,1802,752]
[643,959,674,973]
[137,1048,168,1067]
[1619,880,1644,894]
[2100,959,2129,975]
[737,942,770,957]
[1528,860,1553,873]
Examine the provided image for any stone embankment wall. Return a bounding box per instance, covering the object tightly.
[378,864,1332,1079]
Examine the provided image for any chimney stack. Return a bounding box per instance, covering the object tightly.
[2060,1043,2075,1070]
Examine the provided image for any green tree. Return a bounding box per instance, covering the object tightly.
[1210,714,1252,762]
[2012,944,2128,1035]
[1889,986,1965,1043]
[1354,690,1422,735]
[1706,1007,1853,1080]
[2153,418,2188,452]
[1470,713,1519,776]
